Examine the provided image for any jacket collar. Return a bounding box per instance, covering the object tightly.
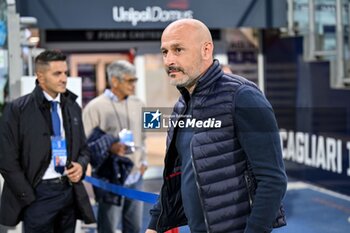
[177,59,223,98]
[32,83,78,108]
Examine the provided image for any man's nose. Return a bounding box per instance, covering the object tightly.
[163,52,176,66]
[61,74,68,82]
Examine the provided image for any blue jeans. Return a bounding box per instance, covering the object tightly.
[97,178,144,233]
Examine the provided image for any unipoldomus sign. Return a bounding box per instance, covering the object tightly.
[113,6,194,26]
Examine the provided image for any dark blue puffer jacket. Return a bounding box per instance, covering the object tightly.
[149,60,287,233]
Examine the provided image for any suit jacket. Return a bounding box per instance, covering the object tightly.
[0,85,96,226]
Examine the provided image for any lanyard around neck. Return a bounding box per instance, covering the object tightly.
[110,98,130,130]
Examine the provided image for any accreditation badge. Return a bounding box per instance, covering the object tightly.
[51,136,68,169]
[119,129,135,154]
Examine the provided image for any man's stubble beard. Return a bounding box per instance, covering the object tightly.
[169,75,190,87]
[169,73,200,89]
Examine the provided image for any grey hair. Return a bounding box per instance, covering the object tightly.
[106,60,136,84]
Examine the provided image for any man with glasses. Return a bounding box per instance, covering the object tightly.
[83,60,147,233]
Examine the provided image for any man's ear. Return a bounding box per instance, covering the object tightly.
[36,71,44,84]
[111,76,120,88]
[202,42,213,60]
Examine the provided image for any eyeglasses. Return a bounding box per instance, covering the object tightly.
[122,78,138,84]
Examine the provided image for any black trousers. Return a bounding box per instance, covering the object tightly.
[23,178,76,233]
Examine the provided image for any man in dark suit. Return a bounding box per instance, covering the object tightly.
[0,50,95,232]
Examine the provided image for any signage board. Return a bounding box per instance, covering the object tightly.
[16,0,287,29]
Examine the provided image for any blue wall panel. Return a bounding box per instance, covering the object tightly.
[264,35,350,195]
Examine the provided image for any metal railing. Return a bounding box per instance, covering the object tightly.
[288,0,350,88]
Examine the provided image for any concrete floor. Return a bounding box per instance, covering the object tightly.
[80,172,350,233]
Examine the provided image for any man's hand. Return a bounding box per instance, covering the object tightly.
[110,142,126,156]
[66,162,83,183]
[140,164,148,176]
[145,229,157,233]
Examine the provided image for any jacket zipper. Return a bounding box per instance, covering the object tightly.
[188,96,210,233]
[190,139,211,233]
[244,170,254,207]
[156,186,164,232]
[157,102,189,232]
